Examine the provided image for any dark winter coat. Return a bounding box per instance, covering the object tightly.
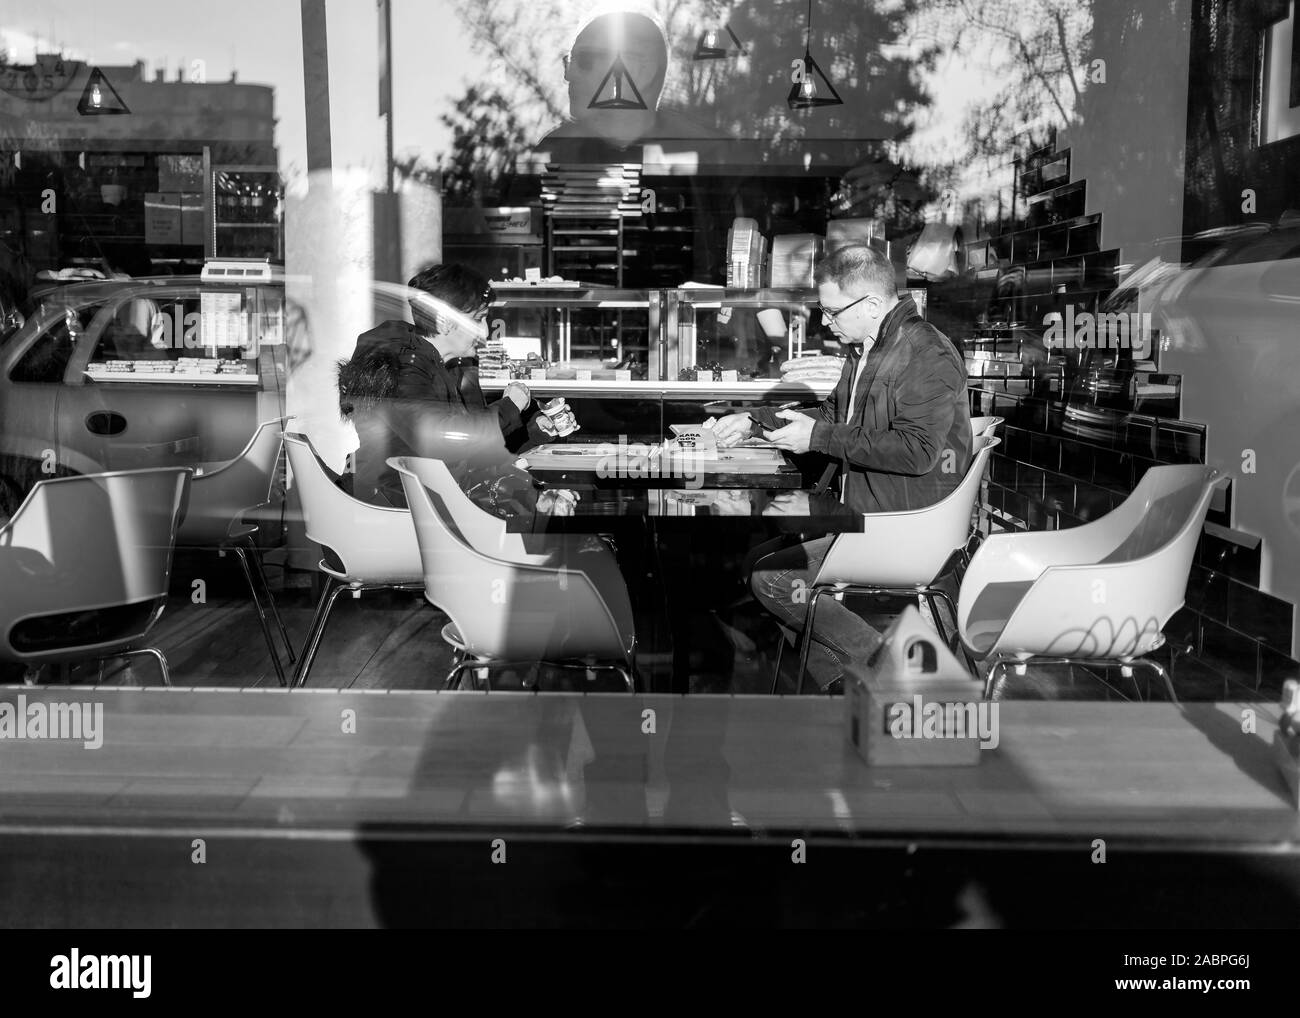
[750,295,971,514]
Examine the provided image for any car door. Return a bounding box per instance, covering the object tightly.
[57,281,282,472]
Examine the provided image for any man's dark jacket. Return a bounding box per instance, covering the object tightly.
[751,295,971,513]
[338,320,545,508]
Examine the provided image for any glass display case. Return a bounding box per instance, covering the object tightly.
[209,165,283,261]
[484,286,840,402]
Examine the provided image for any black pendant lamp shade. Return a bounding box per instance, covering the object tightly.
[588,55,649,110]
[788,0,843,110]
[77,67,130,115]
[693,23,747,60]
[787,50,842,109]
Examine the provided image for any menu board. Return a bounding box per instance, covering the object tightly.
[200,290,246,349]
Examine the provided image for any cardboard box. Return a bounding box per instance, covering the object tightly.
[144,192,182,245]
[845,605,991,767]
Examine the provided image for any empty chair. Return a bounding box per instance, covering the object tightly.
[779,436,1000,694]
[391,456,635,692]
[284,433,422,688]
[957,464,1223,701]
[969,415,1004,437]
[177,417,293,686]
[0,468,191,685]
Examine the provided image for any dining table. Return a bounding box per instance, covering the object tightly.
[509,439,864,692]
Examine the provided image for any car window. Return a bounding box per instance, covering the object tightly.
[85,288,261,380]
[8,304,101,383]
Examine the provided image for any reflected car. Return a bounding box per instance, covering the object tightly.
[0,264,423,527]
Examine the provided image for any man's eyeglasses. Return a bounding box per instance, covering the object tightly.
[817,292,874,322]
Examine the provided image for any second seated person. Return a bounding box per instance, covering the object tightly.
[712,244,973,693]
[336,263,576,513]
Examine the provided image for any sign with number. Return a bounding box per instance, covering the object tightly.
[0,53,80,101]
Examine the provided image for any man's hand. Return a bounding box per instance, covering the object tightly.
[763,490,811,516]
[504,381,531,411]
[536,488,580,516]
[764,410,816,454]
[712,412,753,449]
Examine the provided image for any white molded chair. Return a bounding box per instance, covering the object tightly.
[0,467,191,685]
[284,433,422,688]
[410,454,636,644]
[957,464,1223,701]
[966,416,1003,537]
[177,417,293,685]
[411,455,557,567]
[969,415,1004,437]
[391,456,635,692]
[779,436,1000,694]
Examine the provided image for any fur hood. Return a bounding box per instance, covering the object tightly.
[337,325,414,418]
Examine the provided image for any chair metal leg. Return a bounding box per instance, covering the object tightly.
[241,536,296,665]
[119,647,170,687]
[922,592,947,646]
[232,544,287,688]
[982,656,1004,700]
[292,575,344,689]
[770,635,786,695]
[795,587,828,696]
[1130,656,1178,704]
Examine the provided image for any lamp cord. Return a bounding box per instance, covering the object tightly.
[805,0,813,52]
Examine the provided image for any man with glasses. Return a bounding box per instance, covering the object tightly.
[337,263,575,510]
[712,244,972,693]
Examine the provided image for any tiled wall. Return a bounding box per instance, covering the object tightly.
[935,136,1298,698]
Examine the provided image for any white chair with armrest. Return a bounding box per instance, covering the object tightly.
[284,432,422,688]
[391,456,636,692]
[0,467,191,685]
[956,463,1223,701]
[777,435,1000,694]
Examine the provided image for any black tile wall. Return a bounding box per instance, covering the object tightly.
[1186,565,1229,621]
[1260,648,1300,698]
[1200,617,1261,687]
[1165,606,1200,652]
[1226,582,1295,651]
[1197,526,1262,587]
[959,139,1299,693]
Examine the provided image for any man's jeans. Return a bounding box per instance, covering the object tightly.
[750,535,884,691]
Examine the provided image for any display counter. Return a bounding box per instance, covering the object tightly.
[479,377,835,400]
[488,285,828,383]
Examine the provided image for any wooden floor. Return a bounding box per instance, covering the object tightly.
[15,547,1275,702]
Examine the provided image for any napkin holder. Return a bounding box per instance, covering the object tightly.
[845,605,989,766]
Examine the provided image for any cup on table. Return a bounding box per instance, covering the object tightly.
[539,397,579,437]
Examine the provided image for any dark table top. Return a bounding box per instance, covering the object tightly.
[508,487,864,534]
